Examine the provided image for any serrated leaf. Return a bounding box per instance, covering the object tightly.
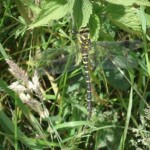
[106,5,142,36]
[105,0,150,6]
[73,0,92,28]
[29,0,73,29]
[89,14,100,41]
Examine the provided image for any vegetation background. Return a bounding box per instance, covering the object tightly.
[0,0,150,150]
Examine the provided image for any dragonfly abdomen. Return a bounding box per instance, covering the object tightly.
[79,27,92,119]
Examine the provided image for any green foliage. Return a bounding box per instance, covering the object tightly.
[29,0,74,29]
[106,4,141,35]
[89,14,100,41]
[0,0,150,149]
[72,0,92,28]
[105,0,150,6]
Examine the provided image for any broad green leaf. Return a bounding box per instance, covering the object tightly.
[89,14,100,41]
[73,0,92,28]
[29,0,73,29]
[106,4,142,36]
[105,0,150,6]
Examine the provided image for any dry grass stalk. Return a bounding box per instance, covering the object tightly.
[6,59,49,118]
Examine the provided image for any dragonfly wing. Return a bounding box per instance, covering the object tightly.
[92,40,142,52]
[102,55,138,69]
[89,51,138,70]
[34,47,80,75]
[104,68,131,90]
[90,40,141,70]
[34,40,141,74]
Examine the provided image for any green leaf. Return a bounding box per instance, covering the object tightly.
[29,0,73,29]
[106,4,142,36]
[0,43,9,59]
[119,87,133,149]
[105,0,150,6]
[145,13,150,27]
[89,14,100,41]
[73,0,92,28]
[55,121,88,130]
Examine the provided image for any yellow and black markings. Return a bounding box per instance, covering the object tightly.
[78,27,92,119]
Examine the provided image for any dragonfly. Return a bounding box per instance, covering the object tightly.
[35,41,141,74]
[33,28,142,119]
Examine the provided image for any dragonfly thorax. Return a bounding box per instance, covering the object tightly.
[78,27,91,53]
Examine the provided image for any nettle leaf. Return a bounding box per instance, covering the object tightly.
[73,0,92,28]
[105,0,150,6]
[89,14,100,41]
[29,0,73,29]
[106,4,142,36]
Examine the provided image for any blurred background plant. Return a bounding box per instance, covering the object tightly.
[0,0,150,149]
